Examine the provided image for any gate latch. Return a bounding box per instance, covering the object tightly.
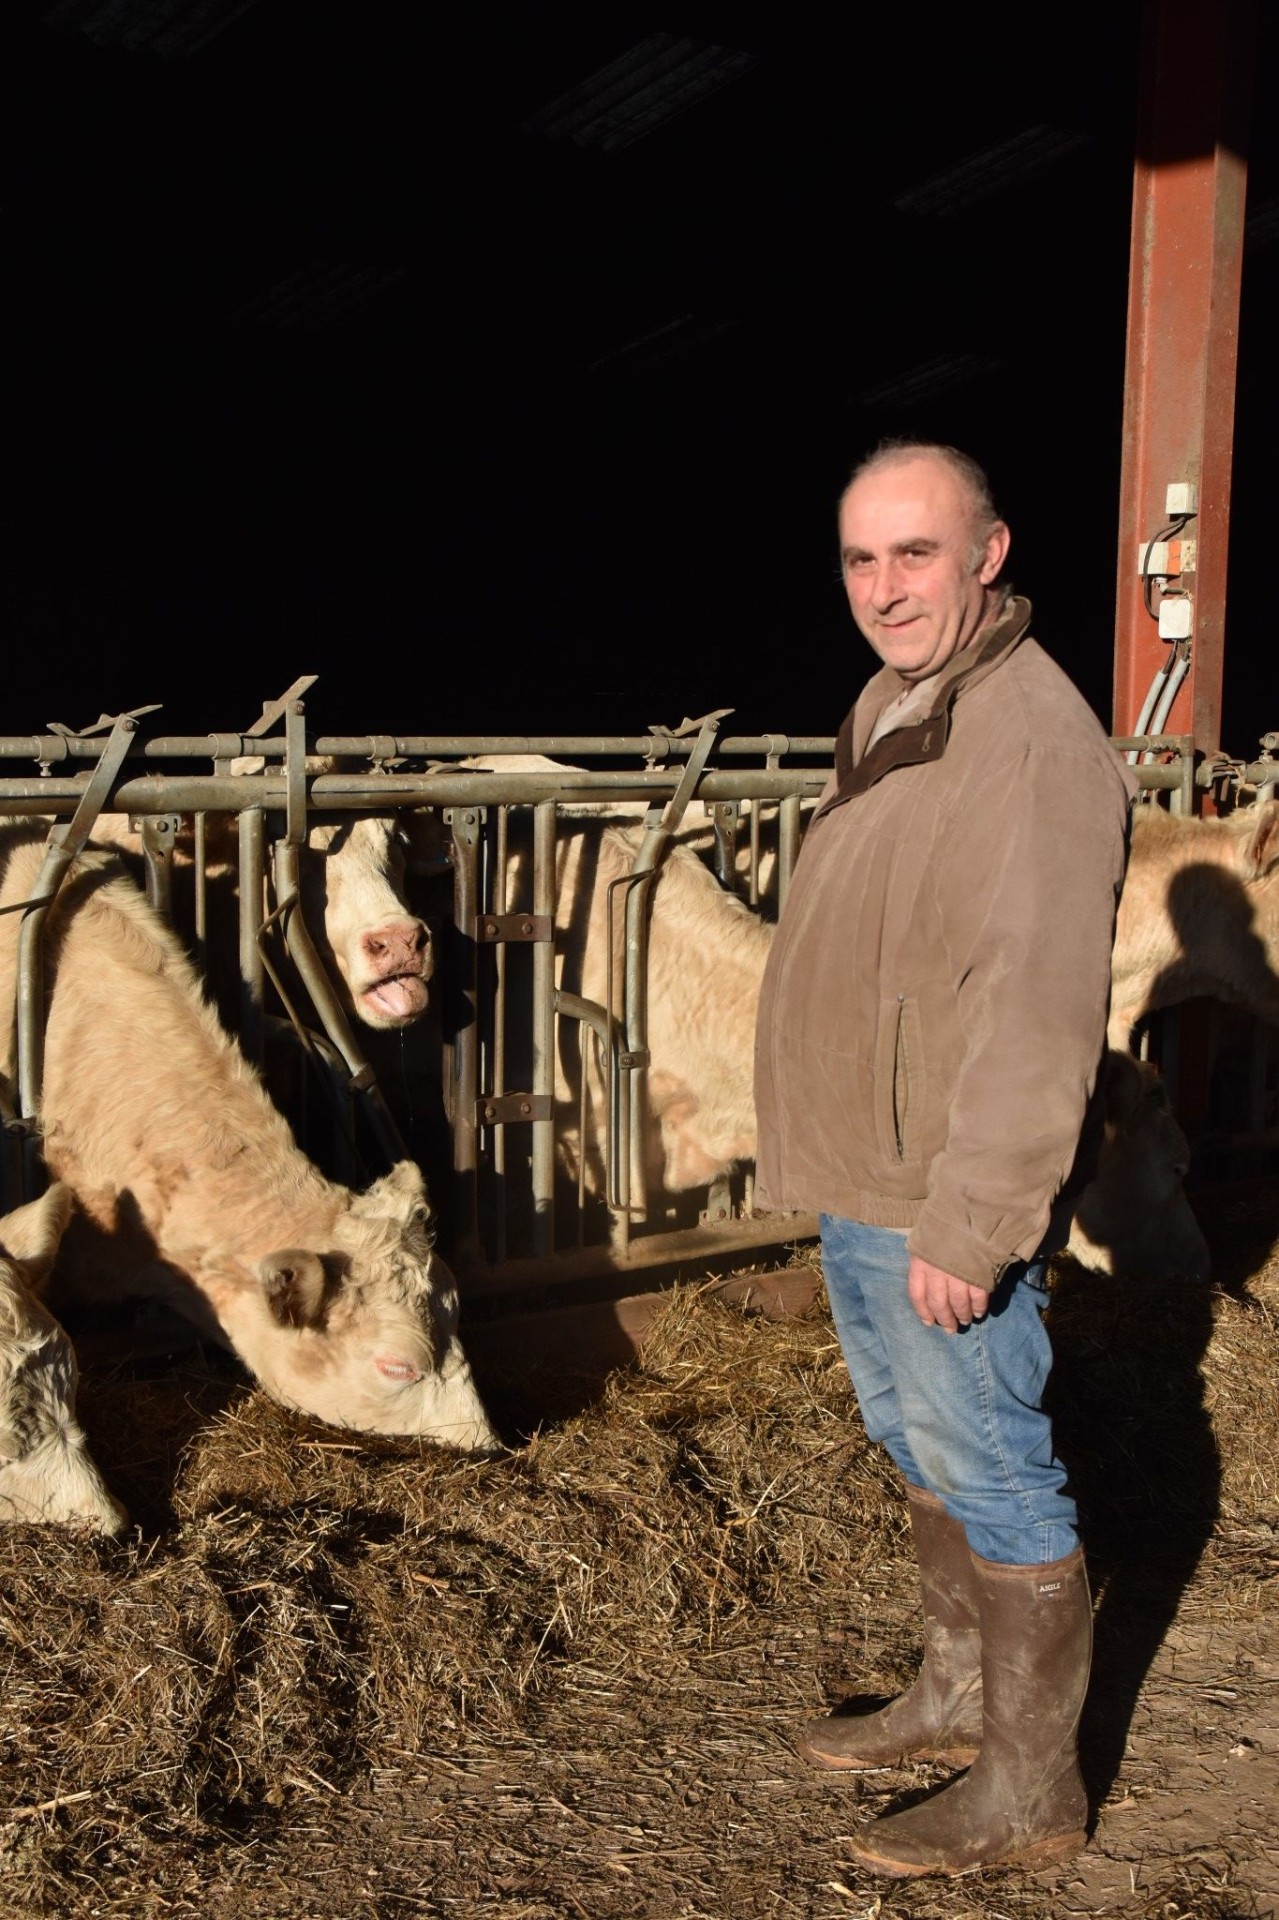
[476,1093,553,1125]
[474,913,553,944]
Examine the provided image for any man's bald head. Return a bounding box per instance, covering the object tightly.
[843,441,1004,573]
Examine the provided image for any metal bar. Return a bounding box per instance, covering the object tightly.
[603,871,631,1248]
[709,801,739,890]
[284,700,308,848]
[0,767,834,813]
[531,801,557,1257]
[778,794,802,914]
[491,804,509,1263]
[553,990,612,1249]
[0,732,841,763]
[238,808,266,1065]
[624,866,655,1222]
[454,1210,821,1295]
[137,814,180,918]
[193,811,208,969]
[1112,0,1257,750]
[15,712,142,1136]
[448,807,482,1264]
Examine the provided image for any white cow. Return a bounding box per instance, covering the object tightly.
[0,821,494,1448]
[1110,798,1279,1047]
[0,1184,128,1534]
[85,800,431,1032]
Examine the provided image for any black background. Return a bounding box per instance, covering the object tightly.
[6,3,1277,750]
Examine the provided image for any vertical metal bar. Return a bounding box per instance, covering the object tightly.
[449,809,482,1265]
[1112,0,1256,751]
[531,800,557,1256]
[748,800,762,911]
[778,794,801,914]
[138,814,178,920]
[238,807,266,1066]
[605,873,631,1254]
[624,868,656,1222]
[491,805,508,1263]
[193,810,208,971]
[709,800,739,890]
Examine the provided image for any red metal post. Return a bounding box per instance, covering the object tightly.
[1113,0,1256,753]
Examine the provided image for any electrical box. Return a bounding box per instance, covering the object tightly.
[1157,594,1194,640]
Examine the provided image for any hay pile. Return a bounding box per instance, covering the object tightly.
[0,1216,1276,1919]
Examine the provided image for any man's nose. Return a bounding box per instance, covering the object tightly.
[868,560,904,609]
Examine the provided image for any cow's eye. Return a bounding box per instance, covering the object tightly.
[375,1356,423,1383]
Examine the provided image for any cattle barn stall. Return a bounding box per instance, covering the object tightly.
[1,698,1276,1303]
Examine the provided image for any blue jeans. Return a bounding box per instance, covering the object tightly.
[819,1214,1078,1566]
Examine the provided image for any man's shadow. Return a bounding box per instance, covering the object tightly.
[1053,858,1279,1805]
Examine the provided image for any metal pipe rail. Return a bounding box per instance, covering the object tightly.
[0,731,840,764]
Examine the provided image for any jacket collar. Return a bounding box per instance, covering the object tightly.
[823,594,1032,811]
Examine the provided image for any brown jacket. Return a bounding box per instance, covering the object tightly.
[752,596,1137,1290]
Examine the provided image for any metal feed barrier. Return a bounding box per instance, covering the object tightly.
[2,690,1274,1298]
[0,690,832,1293]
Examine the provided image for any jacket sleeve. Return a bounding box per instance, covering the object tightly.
[906,743,1131,1290]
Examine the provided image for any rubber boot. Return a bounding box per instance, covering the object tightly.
[797,1485,983,1771]
[846,1546,1093,1876]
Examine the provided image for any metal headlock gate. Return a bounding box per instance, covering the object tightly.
[2,693,1275,1302]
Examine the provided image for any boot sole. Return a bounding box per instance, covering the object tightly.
[799,1737,980,1772]
[847,1826,1087,1876]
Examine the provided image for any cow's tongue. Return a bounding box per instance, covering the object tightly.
[365,976,428,1021]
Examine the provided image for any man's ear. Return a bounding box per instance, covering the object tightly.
[978,519,1011,585]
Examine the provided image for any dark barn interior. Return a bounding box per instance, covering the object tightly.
[6,1,1277,750]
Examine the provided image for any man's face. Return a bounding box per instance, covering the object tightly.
[838,455,1010,682]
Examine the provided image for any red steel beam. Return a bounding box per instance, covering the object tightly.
[1113,0,1256,752]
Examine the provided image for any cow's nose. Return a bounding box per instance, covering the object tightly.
[361,920,428,963]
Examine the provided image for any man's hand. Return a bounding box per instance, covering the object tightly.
[907,1254,990,1332]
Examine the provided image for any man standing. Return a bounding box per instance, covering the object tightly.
[753,441,1135,1876]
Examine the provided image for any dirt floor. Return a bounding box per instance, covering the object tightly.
[1,1178,1277,1920]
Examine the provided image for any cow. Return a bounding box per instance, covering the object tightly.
[84,797,432,1032]
[0,821,495,1448]
[564,820,771,1197]
[1109,798,1279,1048]
[0,1183,128,1534]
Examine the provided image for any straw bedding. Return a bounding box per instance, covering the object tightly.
[0,1193,1276,1919]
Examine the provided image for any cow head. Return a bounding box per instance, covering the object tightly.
[1067,1052,1210,1282]
[303,816,432,1030]
[207,1161,497,1448]
[0,1185,129,1535]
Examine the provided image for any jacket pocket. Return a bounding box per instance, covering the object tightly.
[873,995,925,1165]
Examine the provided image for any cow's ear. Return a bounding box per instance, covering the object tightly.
[352,1160,430,1222]
[0,1183,74,1291]
[258,1250,329,1328]
[1242,801,1279,881]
